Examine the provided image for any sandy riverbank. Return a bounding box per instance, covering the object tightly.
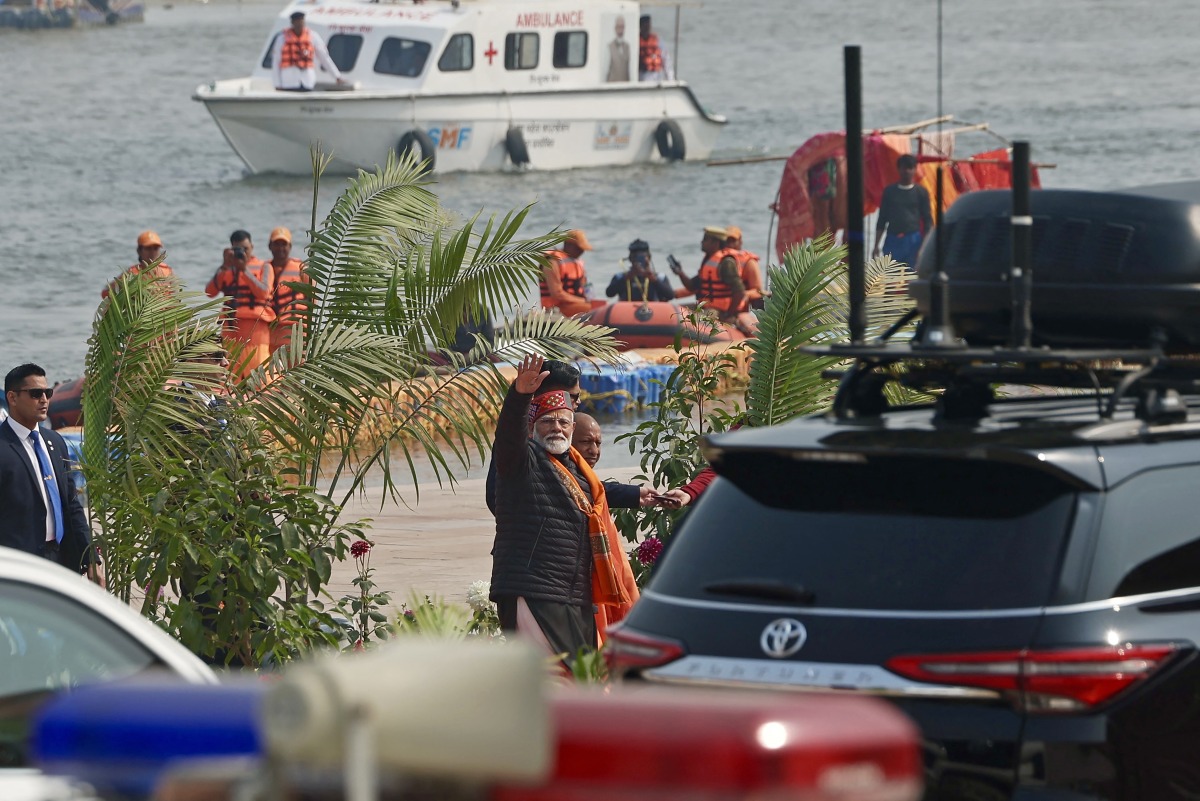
[324,464,647,608]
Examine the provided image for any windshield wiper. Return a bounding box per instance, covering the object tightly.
[703,579,815,605]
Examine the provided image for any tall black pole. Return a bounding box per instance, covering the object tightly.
[920,163,960,348]
[1009,141,1033,349]
[845,46,866,344]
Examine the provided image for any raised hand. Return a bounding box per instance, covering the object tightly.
[514,353,550,395]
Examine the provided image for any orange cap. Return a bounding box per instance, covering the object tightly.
[269,226,292,245]
[137,230,163,248]
[565,229,593,251]
[725,225,742,240]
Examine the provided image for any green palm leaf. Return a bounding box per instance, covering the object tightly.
[83,273,227,469]
[745,234,847,426]
[745,238,921,427]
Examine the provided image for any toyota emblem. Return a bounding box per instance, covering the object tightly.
[760,618,807,658]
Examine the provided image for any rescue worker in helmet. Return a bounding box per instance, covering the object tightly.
[725,225,764,310]
[102,230,177,299]
[539,229,594,317]
[672,226,756,335]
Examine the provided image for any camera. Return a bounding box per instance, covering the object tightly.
[232,247,247,259]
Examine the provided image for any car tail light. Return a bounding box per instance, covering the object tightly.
[491,687,922,801]
[887,643,1180,712]
[603,626,686,674]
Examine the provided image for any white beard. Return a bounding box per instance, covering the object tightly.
[536,431,571,455]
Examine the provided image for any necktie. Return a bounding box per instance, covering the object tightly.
[30,430,64,544]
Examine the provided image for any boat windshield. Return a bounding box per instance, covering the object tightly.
[375,37,431,78]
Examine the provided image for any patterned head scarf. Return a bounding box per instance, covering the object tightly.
[528,390,573,426]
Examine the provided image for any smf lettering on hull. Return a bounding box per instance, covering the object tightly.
[428,126,473,150]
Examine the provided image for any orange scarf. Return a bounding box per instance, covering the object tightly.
[549,449,640,644]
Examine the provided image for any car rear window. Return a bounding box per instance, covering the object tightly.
[651,454,1077,611]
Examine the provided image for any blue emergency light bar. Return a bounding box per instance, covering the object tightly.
[33,679,264,797]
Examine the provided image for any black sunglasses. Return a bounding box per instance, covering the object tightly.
[13,387,53,400]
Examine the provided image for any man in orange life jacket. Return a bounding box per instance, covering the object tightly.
[205,230,275,378]
[638,14,672,81]
[539,229,593,317]
[267,226,310,353]
[672,225,748,327]
[102,230,177,299]
[725,225,765,310]
[272,11,345,92]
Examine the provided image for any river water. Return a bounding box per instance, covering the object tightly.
[3,0,1199,384]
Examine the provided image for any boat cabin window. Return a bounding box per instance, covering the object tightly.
[552,31,587,68]
[375,37,431,78]
[438,32,473,71]
[505,32,539,70]
[261,31,281,68]
[327,34,364,72]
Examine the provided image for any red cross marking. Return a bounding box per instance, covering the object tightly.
[484,41,498,65]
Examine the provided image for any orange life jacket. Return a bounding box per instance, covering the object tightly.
[102,262,175,299]
[539,250,588,307]
[271,257,309,323]
[280,27,315,70]
[230,259,277,322]
[639,33,663,74]
[732,249,762,293]
[697,248,736,312]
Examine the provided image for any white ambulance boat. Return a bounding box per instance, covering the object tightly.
[192,0,726,175]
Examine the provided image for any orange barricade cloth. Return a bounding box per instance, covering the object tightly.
[774,132,910,262]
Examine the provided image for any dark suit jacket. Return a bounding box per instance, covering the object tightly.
[0,420,94,572]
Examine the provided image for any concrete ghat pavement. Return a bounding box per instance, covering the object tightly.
[325,464,646,609]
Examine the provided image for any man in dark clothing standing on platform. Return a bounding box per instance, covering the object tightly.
[872,154,934,269]
[490,354,618,661]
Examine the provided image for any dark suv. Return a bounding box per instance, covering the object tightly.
[609,185,1200,800]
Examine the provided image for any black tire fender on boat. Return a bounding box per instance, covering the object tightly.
[505,126,531,167]
[397,129,436,172]
[655,119,686,161]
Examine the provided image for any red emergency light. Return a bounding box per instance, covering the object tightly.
[491,686,922,801]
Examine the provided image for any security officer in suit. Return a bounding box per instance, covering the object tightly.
[0,363,101,583]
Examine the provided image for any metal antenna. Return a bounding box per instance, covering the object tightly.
[920,162,960,348]
[845,45,866,344]
[1009,141,1033,348]
[917,0,961,349]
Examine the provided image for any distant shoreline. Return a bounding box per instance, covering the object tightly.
[150,0,279,8]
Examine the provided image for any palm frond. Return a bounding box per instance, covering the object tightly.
[824,254,919,342]
[305,150,443,334]
[490,310,622,365]
[83,275,226,468]
[745,235,847,426]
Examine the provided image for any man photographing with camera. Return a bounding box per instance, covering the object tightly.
[205,230,276,378]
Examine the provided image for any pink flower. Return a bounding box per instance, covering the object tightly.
[636,536,664,566]
[350,540,372,558]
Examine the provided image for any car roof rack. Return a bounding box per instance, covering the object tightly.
[808,49,1200,427]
